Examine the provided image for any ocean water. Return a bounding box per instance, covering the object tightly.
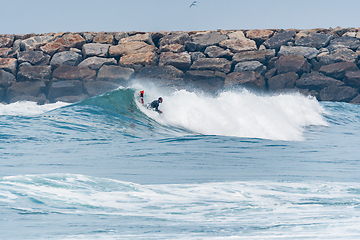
[1,83,360,239]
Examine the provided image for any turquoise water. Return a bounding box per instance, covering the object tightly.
[1,85,360,239]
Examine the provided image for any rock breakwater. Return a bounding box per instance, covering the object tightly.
[1,27,360,104]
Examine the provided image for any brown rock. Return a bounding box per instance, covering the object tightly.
[190,58,231,73]
[0,57,17,75]
[344,70,360,89]
[17,65,52,82]
[319,85,359,102]
[62,33,86,49]
[274,55,311,74]
[40,38,69,55]
[119,52,158,66]
[52,65,96,80]
[159,52,191,71]
[136,65,184,80]
[48,80,84,102]
[232,49,276,64]
[268,72,299,91]
[109,41,157,57]
[204,46,232,58]
[0,35,14,48]
[96,65,135,83]
[0,48,11,57]
[296,71,344,91]
[6,80,47,102]
[118,33,154,45]
[225,71,266,90]
[160,44,185,53]
[245,29,274,42]
[219,38,257,53]
[319,62,359,79]
[93,32,114,44]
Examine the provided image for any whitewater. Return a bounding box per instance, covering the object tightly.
[1,84,360,239]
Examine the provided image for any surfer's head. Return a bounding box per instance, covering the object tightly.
[158,97,163,103]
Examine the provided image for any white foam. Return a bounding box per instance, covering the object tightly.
[137,88,328,141]
[0,101,69,116]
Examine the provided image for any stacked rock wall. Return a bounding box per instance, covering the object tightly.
[1,27,360,104]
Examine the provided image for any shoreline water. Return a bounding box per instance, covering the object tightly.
[1,27,360,105]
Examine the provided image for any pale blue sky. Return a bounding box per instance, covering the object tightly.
[1,0,359,34]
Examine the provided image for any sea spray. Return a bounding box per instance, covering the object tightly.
[138,88,328,141]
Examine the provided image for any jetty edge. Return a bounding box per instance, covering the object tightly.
[1,27,360,105]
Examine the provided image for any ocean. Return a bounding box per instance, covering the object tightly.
[1,83,360,239]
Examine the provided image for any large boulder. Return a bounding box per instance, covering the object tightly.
[47,80,84,102]
[78,56,117,70]
[263,30,296,51]
[119,52,158,67]
[20,35,54,51]
[319,62,358,79]
[344,70,360,89]
[232,49,275,65]
[295,33,335,49]
[185,70,225,93]
[318,48,358,65]
[93,32,114,44]
[82,43,110,58]
[204,46,232,58]
[190,58,231,73]
[0,35,14,48]
[268,72,299,91]
[96,65,135,83]
[50,51,83,67]
[159,52,191,71]
[278,46,319,59]
[0,69,15,88]
[274,55,311,74]
[190,32,229,51]
[6,80,47,102]
[0,48,11,58]
[17,51,50,65]
[327,36,360,51]
[118,33,154,46]
[219,38,257,53]
[0,57,17,75]
[84,81,120,97]
[185,70,226,81]
[296,71,344,91]
[319,85,359,102]
[40,38,69,55]
[158,32,190,47]
[136,65,184,80]
[245,29,274,44]
[109,41,157,57]
[190,52,206,63]
[62,33,86,49]
[17,65,52,82]
[224,71,266,91]
[234,61,266,75]
[160,44,185,53]
[52,65,96,80]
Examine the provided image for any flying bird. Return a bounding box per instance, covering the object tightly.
[189,1,198,8]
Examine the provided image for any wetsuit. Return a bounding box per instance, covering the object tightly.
[150,100,162,113]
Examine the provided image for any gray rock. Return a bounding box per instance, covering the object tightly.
[159,32,190,47]
[159,52,191,71]
[295,33,335,49]
[190,58,231,73]
[319,62,358,79]
[136,65,184,80]
[185,70,225,93]
[97,65,135,83]
[275,55,311,74]
[6,80,47,102]
[232,49,276,65]
[190,32,229,51]
[84,81,120,97]
[82,43,111,58]
[327,36,360,52]
[0,69,15,88]
[268,72,299,91]
[225,71,266,91]
[219,38,257,53]
[78,56,117,70]
[0,57,17,75]
[204,46,232,58]
[344,70,360,89]
[48,80,84,102]
[190,52,206,63]
[52,65,96,80]
[318,48,358,65]
[20,35,54,51]
[278,46,319,59]
[296,71,344,91]
[234,61,266,75]
[319,85,359,102]
[263,30,296,51]
[185,70,226,81]
[17,51,50,65]
[17,65,52,82]
[0,35,14,48]
[50,51,83,67]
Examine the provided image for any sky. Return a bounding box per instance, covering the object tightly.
[1,0,360,34]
